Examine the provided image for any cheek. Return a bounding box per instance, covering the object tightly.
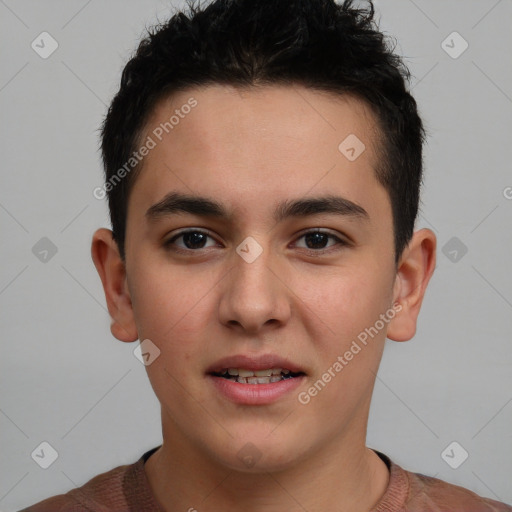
[127,256,213,345]
[129,264,207,406]
[298,269,392,419]
[303,264,392,343]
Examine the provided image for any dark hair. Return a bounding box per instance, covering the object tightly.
[100,0,426,264]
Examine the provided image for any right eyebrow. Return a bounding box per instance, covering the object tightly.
[146,192,226,220]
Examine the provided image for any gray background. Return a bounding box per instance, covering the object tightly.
[1,0,511,509]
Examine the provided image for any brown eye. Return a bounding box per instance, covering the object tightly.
[294,229,348,253]
[164,229,217,252]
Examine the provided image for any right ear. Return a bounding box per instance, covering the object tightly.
[91,228,138,342]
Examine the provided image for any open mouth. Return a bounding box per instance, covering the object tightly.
[210,368,305,384]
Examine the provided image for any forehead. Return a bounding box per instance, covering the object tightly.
[128,83,388,227]
[143,84,381,164]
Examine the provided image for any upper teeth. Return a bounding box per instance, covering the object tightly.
[226,368,290,377]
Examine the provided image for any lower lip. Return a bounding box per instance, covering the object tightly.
[207,374,306,405]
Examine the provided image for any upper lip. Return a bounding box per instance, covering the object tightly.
[206,354,306,374]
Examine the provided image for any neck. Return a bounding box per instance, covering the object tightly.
[144,412,389,512]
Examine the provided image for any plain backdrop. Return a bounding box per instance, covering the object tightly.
[1,0,511,509]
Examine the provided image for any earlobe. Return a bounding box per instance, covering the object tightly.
[91,228,139,343]
[387,228,436,342]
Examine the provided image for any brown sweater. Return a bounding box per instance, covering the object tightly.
[19,446,512,511]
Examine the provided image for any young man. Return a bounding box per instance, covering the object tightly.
[21,0,512,510]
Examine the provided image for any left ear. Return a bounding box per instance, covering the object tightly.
[387,228,436,342]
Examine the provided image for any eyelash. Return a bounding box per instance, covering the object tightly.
[163,228,349,255]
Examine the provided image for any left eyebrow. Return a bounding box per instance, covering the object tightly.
[274,195,369,223]
[145,191,369,223]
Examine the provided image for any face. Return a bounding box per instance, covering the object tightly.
[121,84,401,470]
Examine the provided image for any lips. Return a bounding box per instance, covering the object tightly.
[206,354,307,404]
[206,354,306,375]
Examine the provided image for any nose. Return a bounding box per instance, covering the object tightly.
[218,240,291,335]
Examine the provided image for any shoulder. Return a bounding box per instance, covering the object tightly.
[18,493,81,512]
[18,461,136,512]
[374,450,512,512]
[404,467,512,511]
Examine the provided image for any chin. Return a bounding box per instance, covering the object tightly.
[212,430,309,473]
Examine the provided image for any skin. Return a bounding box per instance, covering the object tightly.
[91,84,436,512]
